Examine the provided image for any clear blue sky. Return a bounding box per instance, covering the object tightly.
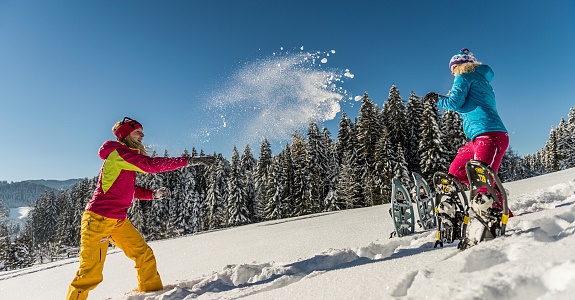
[1,0,574,182]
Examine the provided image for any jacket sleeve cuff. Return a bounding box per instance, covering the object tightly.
[135,186,154,200]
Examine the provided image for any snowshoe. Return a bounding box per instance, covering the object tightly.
[412,172,437,230]
[459,160,510,249]
[390,178,415,237]
[432,172,469,248]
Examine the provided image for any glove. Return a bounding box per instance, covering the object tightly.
[153,187,171,200]
[424,92,440,102]
[188,155,215,166]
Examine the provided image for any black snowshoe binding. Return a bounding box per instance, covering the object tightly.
[432,172,469,248]
[458,160,510,249]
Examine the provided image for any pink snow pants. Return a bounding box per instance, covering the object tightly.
[449,132,509,185]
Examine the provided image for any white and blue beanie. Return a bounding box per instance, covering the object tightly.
[449,48,477,68]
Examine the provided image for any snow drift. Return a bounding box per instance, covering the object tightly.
[1,168,575,300]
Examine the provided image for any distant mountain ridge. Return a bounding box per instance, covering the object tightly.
[0,178,84,208]
[24,179,84,190]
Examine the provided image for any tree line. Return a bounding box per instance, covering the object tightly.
[1,86,574,270]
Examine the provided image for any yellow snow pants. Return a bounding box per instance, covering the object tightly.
[66,211,163,300]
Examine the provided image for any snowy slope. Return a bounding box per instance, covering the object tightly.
[1,168,575,300]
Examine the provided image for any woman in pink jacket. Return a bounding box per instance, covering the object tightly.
[67,117,212,300]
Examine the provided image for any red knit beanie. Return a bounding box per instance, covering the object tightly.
[114,117,143,141]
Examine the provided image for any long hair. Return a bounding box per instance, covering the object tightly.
[453,62,481,75]
[112,121,148,156]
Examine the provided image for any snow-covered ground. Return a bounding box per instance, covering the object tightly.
[1,168,575,300]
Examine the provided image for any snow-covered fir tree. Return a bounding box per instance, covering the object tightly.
[290,132,312,216]
[2,233,35,270]
[307,122,328,213]
[204,156,227,230]
[544,127,561,173]
[321,127,339,210]
[405,91,424,173]
[146,171,168,240]
[334,112,364,208]
[173,156,198,235]
[564,107,575,168]
[499,147,532,182]
[440,110,468,160]
[28,190,60,246]
[240,145,256,222]
[264,156,285,220]
[356,92,383,207]
[227,147,250,226]
[194,153,213,232]
[336,111,352,164]
[374,126,394,204]
[254,138,272,221]
[393,143,410,188]
[383,85,407,156]
[419,96,447,179]
[279,145,295,217]
[556,117,574,169]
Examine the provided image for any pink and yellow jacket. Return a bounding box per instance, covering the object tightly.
[85,141,187,220]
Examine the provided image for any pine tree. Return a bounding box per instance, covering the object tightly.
[321,127,339,210]
[565,107,575,168]
[54,189,75,248]
[356,92,382,206]
[440,110,468,160]
[384,85,407,155]
[304,123,336,213]
[307,123,325,212]
[279,145,295,217]
[204,156,227,230]
[193,152,212,232]
[334,111,364,208]
[0,196,8,223]
[264,156,284,220]
[173,158,197,235]
[499,147,532,181]
[254,139,272,221]
[291,132,312,216]
[205,166,221,230]
[147,172,168,240]
[240,145,256,222]
[374,126,394,204]
[393,143,410,187]
[544,127,561,172]
[336,111,354,165]
[405,91,424,173]
[556,118,572,170]
[0,222,10,270]
[31,190,60,246]
[419,96,447,179]
[335,150,364,209]
[227,147,250,226]
[6,234,35,269]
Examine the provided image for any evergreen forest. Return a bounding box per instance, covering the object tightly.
[2,86,574,270]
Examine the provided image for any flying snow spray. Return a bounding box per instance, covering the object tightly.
[199,47,355,151]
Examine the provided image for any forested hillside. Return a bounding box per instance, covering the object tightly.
[1,86,574,271]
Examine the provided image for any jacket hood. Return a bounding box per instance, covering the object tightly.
[475,64,494,82]
[98,140,124,160]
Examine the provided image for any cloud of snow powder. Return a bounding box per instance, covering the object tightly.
[204,48,353,148]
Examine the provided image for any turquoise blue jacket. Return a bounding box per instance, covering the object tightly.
[437,64,507,140]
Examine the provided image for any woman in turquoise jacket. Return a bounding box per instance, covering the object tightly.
[426,48,509,208]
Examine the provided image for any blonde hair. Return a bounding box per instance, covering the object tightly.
[453,62,481,75]
[112,121,148,156]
